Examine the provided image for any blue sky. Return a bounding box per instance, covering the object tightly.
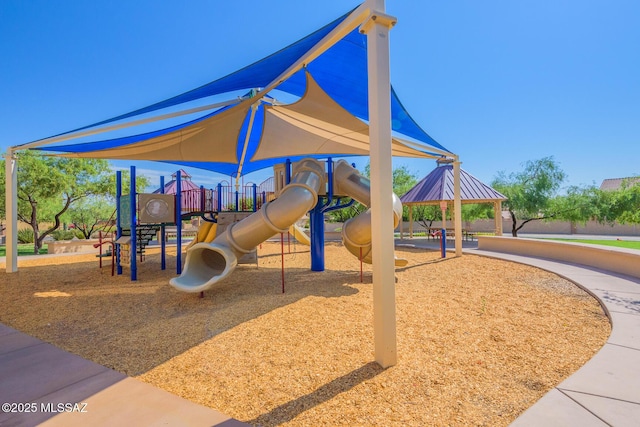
[2,0,639,191]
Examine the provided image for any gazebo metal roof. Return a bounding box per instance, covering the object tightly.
[400,163,506,205]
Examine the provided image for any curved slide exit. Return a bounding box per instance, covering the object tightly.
[289,224,311,246]
[170,158,325,293]
[333,160,408,267]
[185,221,218,250]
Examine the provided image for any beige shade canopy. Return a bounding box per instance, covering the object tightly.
[51,72,448,172]
[51,104,250,163]
[254,73,434,161]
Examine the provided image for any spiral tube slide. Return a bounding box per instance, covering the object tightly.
[333,160,408,267]
[170,158,325,293]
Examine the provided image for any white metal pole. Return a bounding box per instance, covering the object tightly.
[453,159,463,256]
[5,149,18,272]
[363,0,397,368]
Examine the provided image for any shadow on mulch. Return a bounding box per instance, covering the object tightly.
[248,362,384,426]
[0,246,360,377]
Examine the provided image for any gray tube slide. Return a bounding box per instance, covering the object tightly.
[170,158,325,293]
[333,160,408,267]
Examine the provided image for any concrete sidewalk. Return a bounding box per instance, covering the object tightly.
[0,323,248,426]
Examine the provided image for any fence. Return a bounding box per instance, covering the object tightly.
[177,176,275,215]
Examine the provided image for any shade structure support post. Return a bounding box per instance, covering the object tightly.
[453,159,463,257]
[4,149,18,273]
[362,0,398,368]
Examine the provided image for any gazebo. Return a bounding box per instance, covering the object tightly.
[155,170,198,195]
[400,159,506,237]
[153,169,204,212]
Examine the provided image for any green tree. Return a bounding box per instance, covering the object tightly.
[406,203,493,233]
[65,196,116,239]
[407,204,441,230]
[492,157,566,237]
[604,178,640,224]
[328,163,418,222]
[461,203,494,225]
[67,170,150,238]
[549,184,602,225]
[1,151,113,253]
[549,178,640,227]
[363,163,418,197]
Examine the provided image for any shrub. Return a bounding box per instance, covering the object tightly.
[17,229,34,244]
[51,229,76,241]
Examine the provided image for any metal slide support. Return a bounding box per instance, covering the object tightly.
[363,0,398,368]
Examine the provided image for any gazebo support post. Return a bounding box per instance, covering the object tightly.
[453,159,463,257]
[363,0,397,368]
[494,200,503,236]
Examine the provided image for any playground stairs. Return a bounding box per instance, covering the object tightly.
[120,225,161,256]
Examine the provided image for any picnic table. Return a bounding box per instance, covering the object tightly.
[427,228,477,241]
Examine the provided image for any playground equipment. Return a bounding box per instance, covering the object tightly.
[93,230,116,276]
[186,221,218,250]
[333,160,408,267]
[113,166,275,281]
[170,158,407,293]
[170,158,325,292]
[288,224,311,246]
[112,158,406,288]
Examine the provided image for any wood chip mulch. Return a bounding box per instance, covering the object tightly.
[0,241,610,426]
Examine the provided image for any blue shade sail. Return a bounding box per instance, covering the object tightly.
[33,3,454,176]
